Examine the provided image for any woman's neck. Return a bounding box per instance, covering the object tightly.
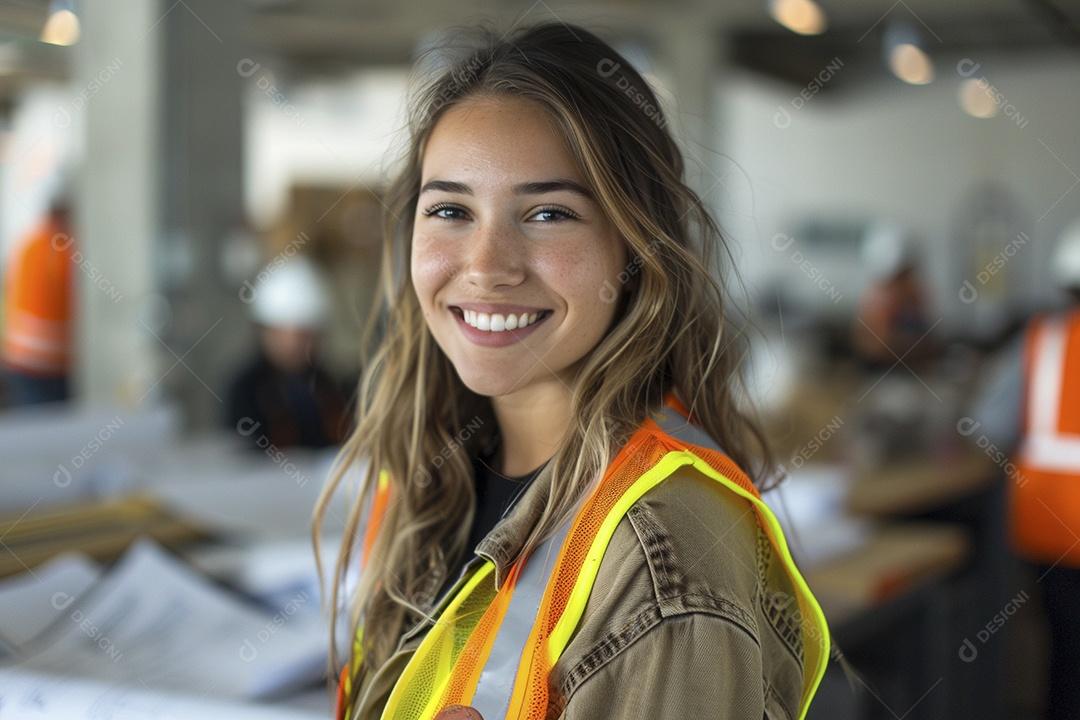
[490,383,571,477]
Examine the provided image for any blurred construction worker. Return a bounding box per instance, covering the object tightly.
[973,218,1080,720]
[852,222,937,368]
[227,255,348,450]
[2,194,75,406]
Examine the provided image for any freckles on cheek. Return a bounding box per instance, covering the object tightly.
[410,236,441,287]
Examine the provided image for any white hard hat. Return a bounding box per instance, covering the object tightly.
[249,256,330,328]
[862,221,917,281]
[1053,219,1080,290]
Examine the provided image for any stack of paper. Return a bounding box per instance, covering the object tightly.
[0,669,325,720]
[1,539,326,701]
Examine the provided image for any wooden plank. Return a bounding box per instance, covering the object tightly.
[804,523,970,616]
[0,496,210,578]
[846,450,996,516]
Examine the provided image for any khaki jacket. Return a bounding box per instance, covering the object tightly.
[352,459,811,720]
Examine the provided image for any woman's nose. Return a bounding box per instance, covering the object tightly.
[459,221,526,292]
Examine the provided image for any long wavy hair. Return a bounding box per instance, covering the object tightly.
[314,20,773,705]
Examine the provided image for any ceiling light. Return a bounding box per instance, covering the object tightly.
[41,0,80,46]
[958,78,999,118]
[883,22,934,85]
[769,0,828,36]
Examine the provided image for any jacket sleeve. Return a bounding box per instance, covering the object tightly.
[558,612,786,720]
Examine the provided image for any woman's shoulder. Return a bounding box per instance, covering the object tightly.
[554,463,809,716]
[614,462,766,618]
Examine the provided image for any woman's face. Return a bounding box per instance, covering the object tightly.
[411,97,628,400]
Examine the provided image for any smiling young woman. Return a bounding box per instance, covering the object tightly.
[316,22,830,720]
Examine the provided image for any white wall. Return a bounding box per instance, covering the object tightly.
[717,50,1080,336]
[0,83,79,262]
[243,67,410,228]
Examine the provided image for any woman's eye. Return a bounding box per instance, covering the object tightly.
[424,204,467,221]
[529,206,579,223]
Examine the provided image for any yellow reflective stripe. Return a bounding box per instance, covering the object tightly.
[383,561,495,720]
[547,457,679,658]
[345,626,363,700]
[547,451,830,720]
[682,453,830,720]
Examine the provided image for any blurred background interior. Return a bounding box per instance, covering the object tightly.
[1,0,1078,718]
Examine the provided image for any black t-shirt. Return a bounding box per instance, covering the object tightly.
[438,451,546,594]
[466,452,545,553]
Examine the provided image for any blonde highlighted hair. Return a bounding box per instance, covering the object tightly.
[314,21,773,706]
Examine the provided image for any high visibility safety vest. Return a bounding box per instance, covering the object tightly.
[338,397,830,720]
[2,217,74,376]
[1012,311,1080,566]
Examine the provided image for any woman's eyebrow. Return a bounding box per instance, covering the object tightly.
[419,179,471,195]
[417,178,594,200]
[513,180,594,199]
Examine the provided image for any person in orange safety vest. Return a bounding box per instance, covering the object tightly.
[314,22,830,720]
[972,217,1080,720]
[2,197,75,406]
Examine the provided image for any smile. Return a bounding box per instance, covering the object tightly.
[449,306,553,347]
[459,309,548,332]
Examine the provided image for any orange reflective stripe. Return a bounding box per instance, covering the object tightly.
[435,560,523,709]
[340,472,391,720]
[362,471,391,567]
[504,423,669,719]
[335,663,351,720]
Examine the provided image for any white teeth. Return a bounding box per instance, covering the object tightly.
[460,309,545,332]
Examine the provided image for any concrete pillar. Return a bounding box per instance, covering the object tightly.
[74,0,162,407]
[650,14,726,203]
[158,0,252,431]
[76,1,251,432]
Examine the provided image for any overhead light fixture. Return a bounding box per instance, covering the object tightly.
[883,21,933,85]
[958,78,998,119]
[41,0,80,46]
[768,0,828,36]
